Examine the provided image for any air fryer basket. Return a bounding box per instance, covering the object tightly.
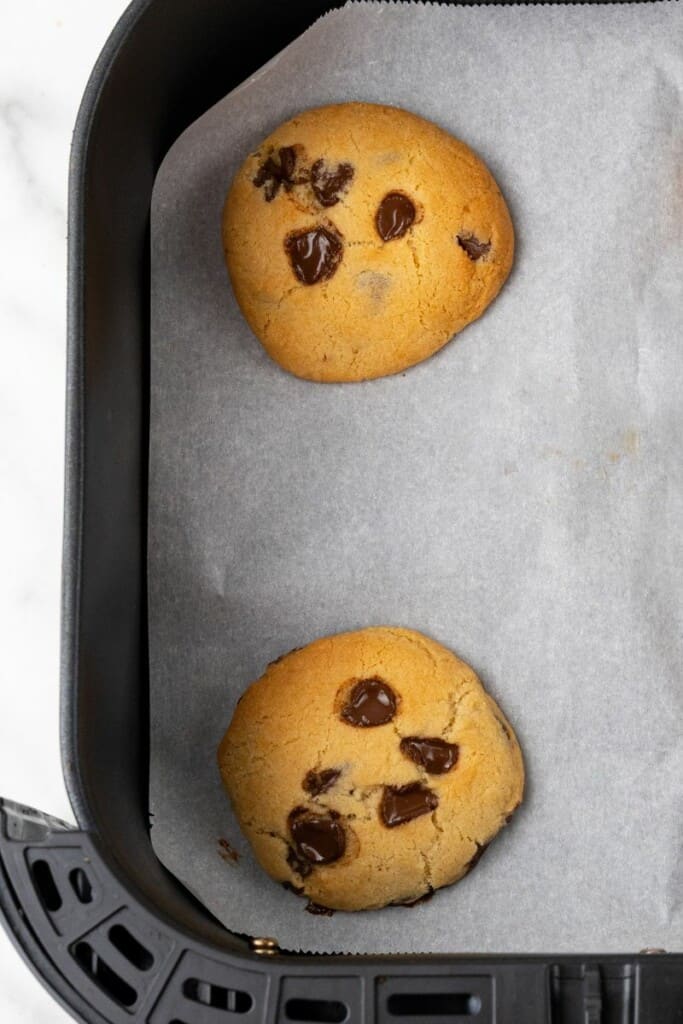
[0,0,680,1021]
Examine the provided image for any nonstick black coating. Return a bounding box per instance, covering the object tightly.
[63,0,669,956]
[64,0,359,950]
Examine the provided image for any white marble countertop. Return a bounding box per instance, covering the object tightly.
[0,3,128,1019]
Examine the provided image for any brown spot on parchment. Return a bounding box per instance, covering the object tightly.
[606,429,640,465]
[623,429,640,456]
[218,838,240,864]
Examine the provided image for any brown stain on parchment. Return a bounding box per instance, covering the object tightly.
[218,837,240,865]
[606,429,640,464]
[540,429,640,472]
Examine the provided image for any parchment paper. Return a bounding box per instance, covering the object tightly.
[149,1,683,954]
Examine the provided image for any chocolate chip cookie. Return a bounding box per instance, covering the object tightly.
[217,627,524,912]
[222,102,514,382]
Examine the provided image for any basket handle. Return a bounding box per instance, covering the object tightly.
[0,797,179,1023]
[2,798,682,1024]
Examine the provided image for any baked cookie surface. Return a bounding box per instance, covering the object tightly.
[222,102,514,382]
[218,627,524,911]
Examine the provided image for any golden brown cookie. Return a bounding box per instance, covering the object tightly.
[217,627,524,912]
[222,103,514,382]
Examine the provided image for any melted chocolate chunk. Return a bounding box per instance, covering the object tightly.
[466,841,490,873]
[311,159,354,207]
[505,802,521,826]
[287,845,312,879]
[400,737,459,775]
[305,900,335,916]
[285,227,343,285]
[253,146,306,201]
[282,880,304,895]
[376,192,416,241]
[288,808,346,866]
[457,234,491,261]
[394,887,434,908]
[303,768,341,797]
[341,678,397,727]
[380,783,438,828]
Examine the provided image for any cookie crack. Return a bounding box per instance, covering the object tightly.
[442,687,476,739]
[384,628,439,677]
[407,236,421,273]
[262,283,302,334]
[305,705,339,810]
[459,185,497,216]
[392,718,445,880]
[405,237,429,333]
[420,849,433,891]
[319,785,382,824]
[244,821,288,845]
[282,189,319,216]
[348,129,362,158]
[447,817,477,851]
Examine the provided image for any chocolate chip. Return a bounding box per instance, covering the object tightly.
[282,880,304,895]
[341,678,397,727]
[400,737,459,775]
[305,900,335,916]
[287,845,312,879]
[284,226,343,285]
[457,233,491,260]
[505,802,521,825]
[376,192,416,241]
[311,159,354,207]
[288,807,346,866]
[253,145,307,201]
[393,887,434,908]
[380,783,438,828]
[466,841,490,873]
[303,768,341,797]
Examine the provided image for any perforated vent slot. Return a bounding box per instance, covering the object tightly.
[109,923,154,971]
[72,941,137,1008]
[69,867,93,904]
[285,998,348,1022]
[387,993,481,1017]
[183,978,253,1013]
[31,859,62,912]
